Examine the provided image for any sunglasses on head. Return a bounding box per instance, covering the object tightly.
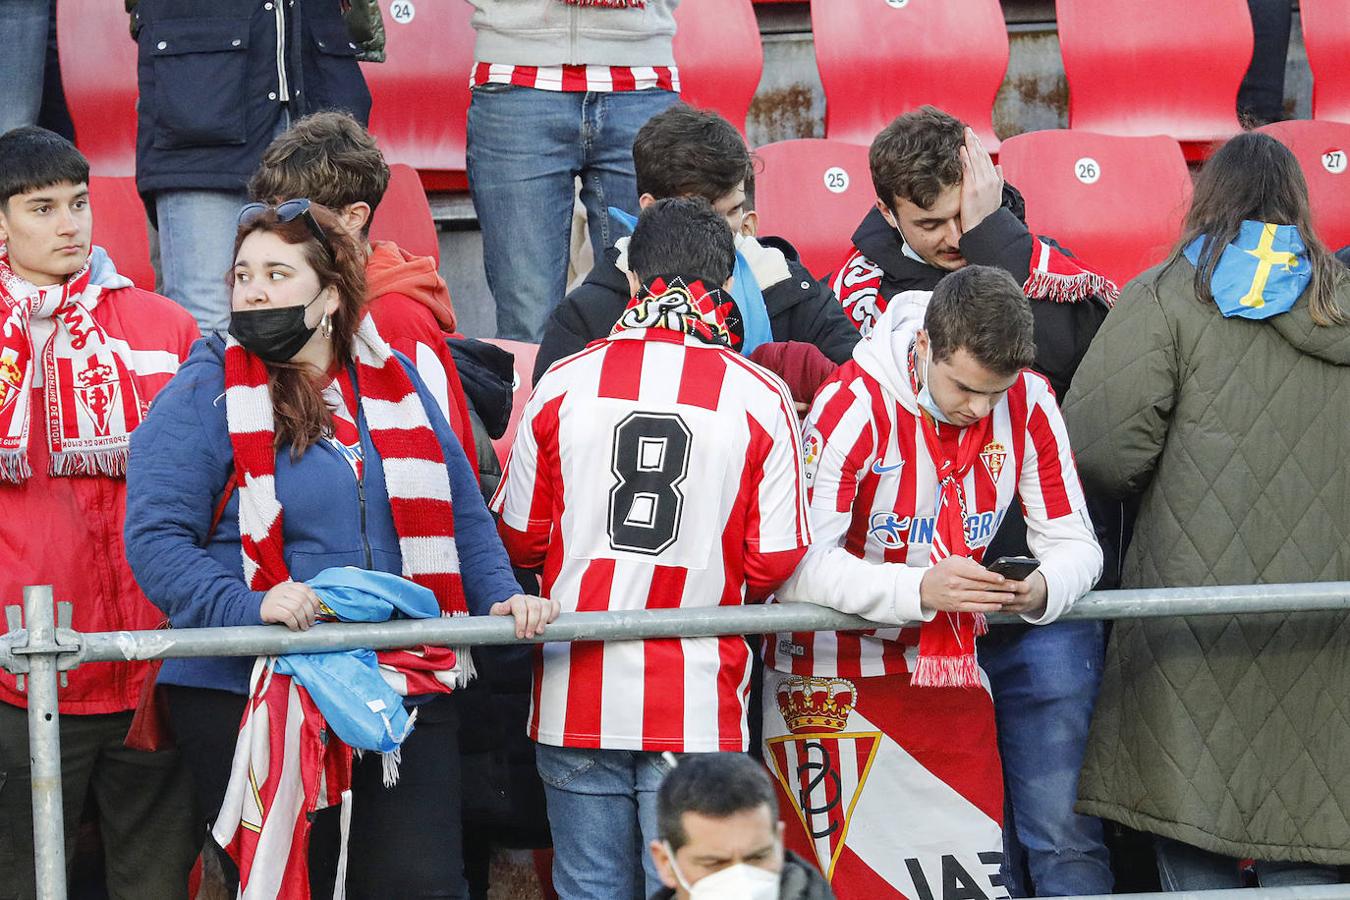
[237,198,331,255]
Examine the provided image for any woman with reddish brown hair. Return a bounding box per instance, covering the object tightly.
[124,200,556,898]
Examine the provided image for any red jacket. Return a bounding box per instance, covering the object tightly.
[0,286,199,714]
[365,241,477,466]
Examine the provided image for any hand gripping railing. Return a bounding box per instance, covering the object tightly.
[4,581,1350,900]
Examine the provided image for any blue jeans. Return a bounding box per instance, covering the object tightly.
[466,85,679,341]
[534,742,675,900]
[0,0,49,132]
[979,620,1113,897]
[153,189,247,335]
[1155,837,1342,890]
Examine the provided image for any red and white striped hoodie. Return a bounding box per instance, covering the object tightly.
[765,297,1102,679]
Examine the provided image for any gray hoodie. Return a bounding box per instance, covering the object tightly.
[468,0,679,68]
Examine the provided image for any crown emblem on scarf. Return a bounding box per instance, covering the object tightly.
[776,676,856,734]
[0,349,21,413]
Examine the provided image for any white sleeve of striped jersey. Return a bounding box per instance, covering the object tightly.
[776,398,933,626]
[749,375,813,552]
[1019,384,1102,623]
[1023,508,1101,624]
[489,384,546,532]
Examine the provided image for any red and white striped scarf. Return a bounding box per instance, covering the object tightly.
[0,251,145,482]
[908,344,990,689]
[218,315,469,899]
[224,313,469,624]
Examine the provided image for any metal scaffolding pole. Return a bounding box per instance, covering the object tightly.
[26,580,1350,669]
[21,585,68,900]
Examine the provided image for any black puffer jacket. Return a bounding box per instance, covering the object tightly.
[846,186,1110,400]
[133,0,371,197]
[533,235,860,384]
[648,851,836,900]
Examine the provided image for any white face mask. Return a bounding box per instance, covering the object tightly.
[916,346,954,425]
[665,842,780,900]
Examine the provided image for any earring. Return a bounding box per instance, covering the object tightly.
[320,312,333,339]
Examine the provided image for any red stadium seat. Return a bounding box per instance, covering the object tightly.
[1300,0,1350,124]
[88,176,155,292]
[360,1,474,191]
[57,0,139,176]
[809,0,1008,152]
[672,0,763,136]
[369,164,440,265]
[998,130,1193,286]
[1056,0,1251,160]
[481,339,539,466]
[1258,120,1350,252]
[752,139,874,280]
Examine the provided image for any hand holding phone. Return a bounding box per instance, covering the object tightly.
[984,556,1040,581]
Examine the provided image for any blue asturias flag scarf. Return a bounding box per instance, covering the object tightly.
[1184,220,1312,320]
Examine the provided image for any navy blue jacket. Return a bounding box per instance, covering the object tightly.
[125,338,520,695]
[133,0,371,196]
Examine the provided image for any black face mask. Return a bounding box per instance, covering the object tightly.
[228,291,323,363]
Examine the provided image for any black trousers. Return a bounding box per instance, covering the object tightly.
[0,704,197,900]
[166,685,468,899]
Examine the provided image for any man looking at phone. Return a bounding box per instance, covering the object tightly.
[761,266,1100,897]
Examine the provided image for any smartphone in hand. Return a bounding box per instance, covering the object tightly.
[984,556,1040,582]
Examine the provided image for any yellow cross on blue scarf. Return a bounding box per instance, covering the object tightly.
[1184,221,1312,320]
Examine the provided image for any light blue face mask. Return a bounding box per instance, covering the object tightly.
[916,347,953,424]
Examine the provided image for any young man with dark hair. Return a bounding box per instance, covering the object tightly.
[763,266,1101,897]
[830,107,1120,898]
[0,126,200,898]
[649,753,834,900]
[492,198,811,899]
[249,111,479,465]
[533,104,859,383]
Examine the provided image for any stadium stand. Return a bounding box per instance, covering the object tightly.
[369,163,441,265]
[752,138,873,280]
[672,0,763,137]
[1258,119,1350,251]
[809,0,1007,151]
[1300,0,1350,125]
[1056,0,1252,160]
[89,175,156,291]
[359,0,474,191]
[481,338,538,465]
[998,130,1193,286]
[55,0,139,176]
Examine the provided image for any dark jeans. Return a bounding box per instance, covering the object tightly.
[166,685,468,899]
[0,703,197,900]
[466,84,679,341]
[980,621,1113,897]
[1155,836,1342,889]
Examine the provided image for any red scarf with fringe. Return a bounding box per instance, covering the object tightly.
[0,253,146,482]
[908,345,990,688]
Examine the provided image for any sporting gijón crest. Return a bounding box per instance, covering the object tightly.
[979,440,1007,485]
[764,676,881,880]
[72,356,121,436]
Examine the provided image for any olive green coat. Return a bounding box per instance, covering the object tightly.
[1063,257,1350,864]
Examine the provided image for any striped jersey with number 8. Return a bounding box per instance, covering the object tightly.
[491,327,812,752]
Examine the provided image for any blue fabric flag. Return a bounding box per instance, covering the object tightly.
[1183,221,1311,320]
[269,568,443,753]
[608,206,772,354]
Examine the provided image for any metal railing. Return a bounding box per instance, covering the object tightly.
[3,581,1350,900]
